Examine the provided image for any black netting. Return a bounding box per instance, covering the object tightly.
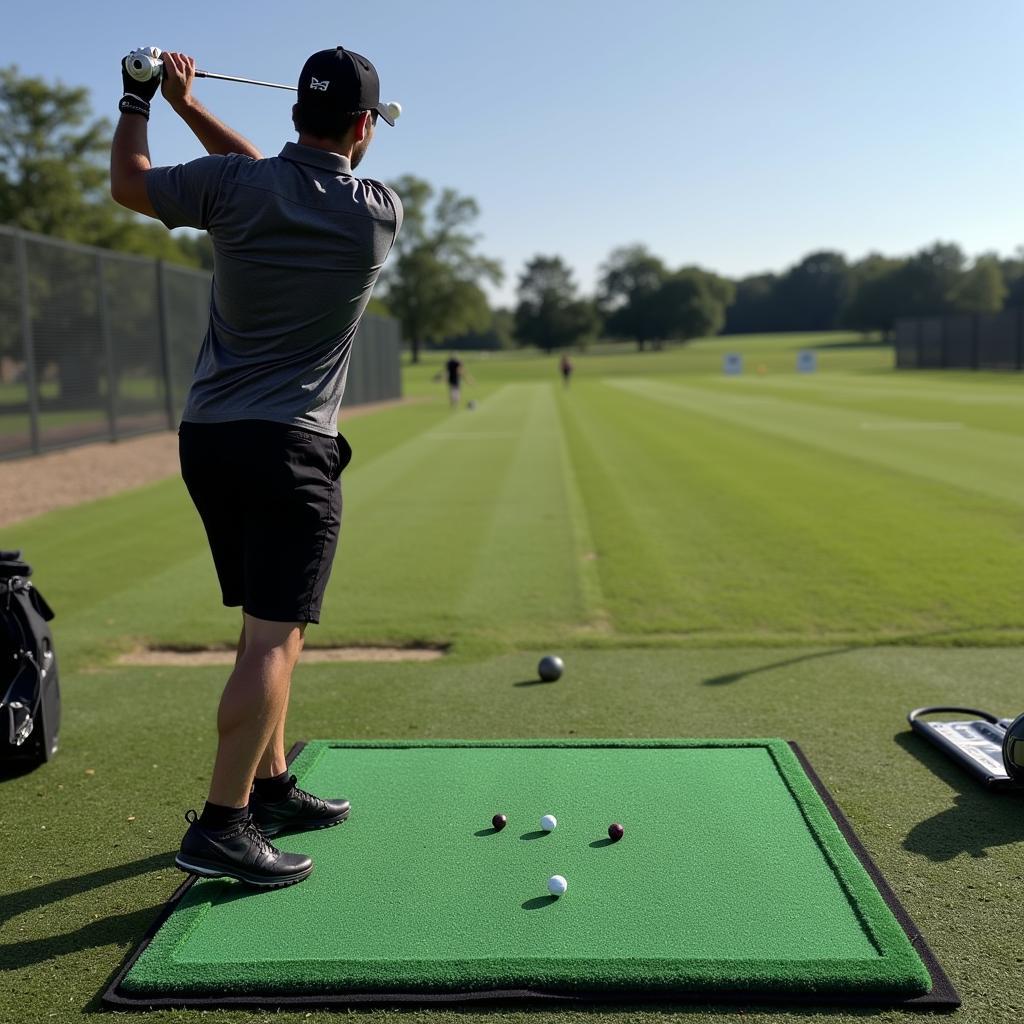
[943,315,974,368]
[25,238,108,450]
[103,254,168,436]
[977,311,1021,370]
[0,230,31,456]
[2,230,402,459]
[895,311,1024,371]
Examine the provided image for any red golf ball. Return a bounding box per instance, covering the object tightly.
[608,823,624,842]
[492,814,507,831]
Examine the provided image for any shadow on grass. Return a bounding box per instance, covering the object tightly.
[702,628,984,687]
[1,851,173,973]
[703,648,858,687]
[895,731,1024,861]
[514,678,555,687]
[811,339,892,352]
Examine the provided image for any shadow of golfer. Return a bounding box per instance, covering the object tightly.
[0,851,175,972]
[895,731,1024,861]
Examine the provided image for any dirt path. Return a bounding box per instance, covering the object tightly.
[0,398,417,529]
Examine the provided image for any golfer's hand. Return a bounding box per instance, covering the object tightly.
[161,52,196,111]
[121,50,160,103]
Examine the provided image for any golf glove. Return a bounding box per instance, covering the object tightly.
[119,48,162,120]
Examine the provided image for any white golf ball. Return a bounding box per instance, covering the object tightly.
[540,814,557,832]
[386,101,402,121]
[547,874,568,896]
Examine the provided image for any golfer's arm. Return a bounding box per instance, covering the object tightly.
[110,114,158,218]
[172,97,262,159]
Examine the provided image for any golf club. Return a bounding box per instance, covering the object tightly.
[123,48,402,121]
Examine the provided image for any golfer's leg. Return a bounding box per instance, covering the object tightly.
[207,615,305,808]
[255,656,298,779]
[231,618,289,778]
[234,618,246,666]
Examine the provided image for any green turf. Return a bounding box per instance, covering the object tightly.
[121,739,929,999]
[1,331,1023,1022]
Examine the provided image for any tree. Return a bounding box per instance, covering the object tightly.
[1000,247,1024,308]
[771,251,851,331]
[840,254,906,337]
[889,242,966,317]
[382,175,502,362]
[0,66,202,266]
[0,66,110,240]
[597,244,668,350]
[0,66,206,404]
[650,268,735,342]
[949,254,1007,314]
[723,273,781,334]
[515,255,598,351]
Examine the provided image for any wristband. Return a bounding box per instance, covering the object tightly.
[118,95,151,121]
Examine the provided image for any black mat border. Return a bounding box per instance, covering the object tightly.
[103,740,960,1012]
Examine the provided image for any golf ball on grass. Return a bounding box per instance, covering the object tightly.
[538,655,564,681]
[491,814,507,831]
[608,823,624,842]
[540,814,557,832]
[547,875,568,897]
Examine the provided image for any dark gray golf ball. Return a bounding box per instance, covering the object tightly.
[492,814,507,831]
[538,655,564,682]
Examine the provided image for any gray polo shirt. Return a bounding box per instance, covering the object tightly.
[146,143,402,436]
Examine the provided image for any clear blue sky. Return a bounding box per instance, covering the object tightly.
[6,0,1023,304]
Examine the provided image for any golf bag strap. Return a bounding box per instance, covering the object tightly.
[1,655,42,746]
[0,578,54,622]
[0,559,31,580]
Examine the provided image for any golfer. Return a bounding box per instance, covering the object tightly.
[111,46,402,888]
[559,353,573,388]
[437,353,474,407]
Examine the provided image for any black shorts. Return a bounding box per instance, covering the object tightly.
[178,420,352,624]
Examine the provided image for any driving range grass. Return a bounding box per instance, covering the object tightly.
[1,331,1023,1023]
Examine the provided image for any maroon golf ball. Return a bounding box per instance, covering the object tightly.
[492,814,507,831]
[608,823,624,842]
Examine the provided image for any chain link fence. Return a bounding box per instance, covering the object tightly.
[894,310,1024,370]
[0,225,403,460]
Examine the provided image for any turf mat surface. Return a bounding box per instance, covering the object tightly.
[114,739,937,1006]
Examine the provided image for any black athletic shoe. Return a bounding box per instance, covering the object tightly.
[174,809,313,888]
[250,776,350,837]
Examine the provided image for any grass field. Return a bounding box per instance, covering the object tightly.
[2,331,1023,1022]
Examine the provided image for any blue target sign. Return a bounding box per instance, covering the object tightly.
[723,353,743,375]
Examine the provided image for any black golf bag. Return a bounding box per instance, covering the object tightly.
[0,551,60,768]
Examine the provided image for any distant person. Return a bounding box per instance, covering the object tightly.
[435,353,472,408]
[111,46,402,889]
[560,353,573,389]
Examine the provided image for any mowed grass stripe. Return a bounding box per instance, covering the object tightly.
[326,384,592,650]
[4,400,464,666]
[561,379,1024,642]
[456,383,602,637]
[687,374,1024,439]
[612,377,1024,508]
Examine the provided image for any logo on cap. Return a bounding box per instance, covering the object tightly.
[309,78,330,91]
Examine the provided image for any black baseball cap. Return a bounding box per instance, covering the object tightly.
[297,46,395,126]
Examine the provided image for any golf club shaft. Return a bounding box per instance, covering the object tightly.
[195,69,294,92]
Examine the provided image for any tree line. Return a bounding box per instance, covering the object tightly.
[4,67,1022,362]
[381,180,1024,361]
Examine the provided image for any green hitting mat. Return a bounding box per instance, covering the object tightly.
[106,740,958,1010]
